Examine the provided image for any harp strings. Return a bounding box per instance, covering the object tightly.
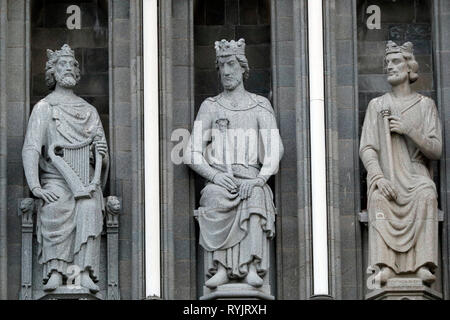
[63,144,90,186]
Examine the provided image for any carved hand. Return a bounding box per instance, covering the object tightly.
[32,187,59,204]
[387,115,412,135]
[238,178,265,200]
[93,140,108,157]
[376,178,397,201]
[213,172,239,193]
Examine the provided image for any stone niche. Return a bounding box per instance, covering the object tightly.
[193,0,277,300]
[21,0,118,300]
[356,0,443,300]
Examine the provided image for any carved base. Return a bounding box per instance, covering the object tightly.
[36,286,103,300]
[200,283,274,300]
[366,278,442,300]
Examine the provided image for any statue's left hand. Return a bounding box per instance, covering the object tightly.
[94,140,108,157]
[387,115,412,135]
[238,178,265,200]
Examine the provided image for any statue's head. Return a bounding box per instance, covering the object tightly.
[45,44,81,90]
[214,38,249,90]
[384,41,419,86]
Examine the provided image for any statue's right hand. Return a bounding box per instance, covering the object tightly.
[376,178,397,201]
[213,173,238,193]
[32,187,59,204]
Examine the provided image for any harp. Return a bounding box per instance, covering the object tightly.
[48,131,104,199]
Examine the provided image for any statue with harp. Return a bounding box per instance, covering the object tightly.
[22,44,109,293]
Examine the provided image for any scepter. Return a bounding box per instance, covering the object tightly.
[215,118,233,176]
[381,108,395,182]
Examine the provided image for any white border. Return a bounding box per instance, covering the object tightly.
[308,0,329,296]
[143,0,161,298]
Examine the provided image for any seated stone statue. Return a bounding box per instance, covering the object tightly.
[360,41,442,287]
[184,39,284,290]
[22,44,109,293]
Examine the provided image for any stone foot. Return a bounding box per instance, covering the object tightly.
[246,264,263,288]
[374,267,395,286]
[205,265,228,289]
[43,271,63,292]
[80,271,100,293]
[417,267,435,285]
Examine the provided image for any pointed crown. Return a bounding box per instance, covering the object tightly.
[385,41,414,55]
[47,44,75,61]
[215,38,246,57]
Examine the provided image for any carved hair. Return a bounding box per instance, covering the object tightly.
[215,54,250,81]
[45,54,81,90]
[384,41,419,84]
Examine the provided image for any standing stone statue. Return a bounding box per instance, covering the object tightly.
[360,41,442,287]
[22,44,109,293]
[184,39,284,292]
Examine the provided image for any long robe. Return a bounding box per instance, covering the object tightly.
[360,93,442,274]
[23,97,108,282]
[186,93,283,279]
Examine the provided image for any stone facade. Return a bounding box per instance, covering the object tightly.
[0,0,449,300]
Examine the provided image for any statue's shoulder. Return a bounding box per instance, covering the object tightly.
[204,94,221,104]
[32,98,52,114]
[252,93,274,115]
[367,94,386,112]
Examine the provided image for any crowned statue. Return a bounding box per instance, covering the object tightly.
[184,39,284,292]
[360,41,442,287]
[22,44,109,293]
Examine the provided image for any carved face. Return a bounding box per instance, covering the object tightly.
[54,55,77,88]
[217,55,245,90]
[385,52,409,86]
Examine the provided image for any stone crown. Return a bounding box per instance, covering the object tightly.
[47,44,75,60]
[215,38,246,57]
[385,40,414,55]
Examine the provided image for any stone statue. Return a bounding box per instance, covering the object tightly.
[184,39,284,291]
[22,44,109,293]
[360,41,442,287]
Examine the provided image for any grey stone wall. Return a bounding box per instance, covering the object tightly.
[433,0,450,299]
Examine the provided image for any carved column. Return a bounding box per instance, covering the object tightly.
[18,198,35,300]
[106,196,121,300]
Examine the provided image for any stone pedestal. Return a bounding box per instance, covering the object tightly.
[366,278,442,300]
[200,283,274,300]
[37,287,102,300]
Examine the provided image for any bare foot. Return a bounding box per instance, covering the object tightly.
[43,271,62,292]
[246,263,263,288]
[417,266,435,285]
[205,265,228,289]
[80,271,100,293]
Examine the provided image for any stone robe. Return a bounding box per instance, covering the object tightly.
[23,97,108,282]
[360,93,442,274]
[186,93,283,279]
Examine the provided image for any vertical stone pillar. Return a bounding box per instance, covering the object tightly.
[159,0,198,299]
[324,0,362,300]
[106,196,121,300]
[5,0,30,299]
[433,0,450,299]
[18,198,35,300]
[109,0,139,299]
[270,0,312,300]
[0,0,8,300]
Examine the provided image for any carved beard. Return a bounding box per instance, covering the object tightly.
[221,76,241,90]
[54,72,77,88]
[387,71,409,86]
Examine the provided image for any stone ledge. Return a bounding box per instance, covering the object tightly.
[200,284,274,300]
[36,286,103,300]
[366,278,442,300]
